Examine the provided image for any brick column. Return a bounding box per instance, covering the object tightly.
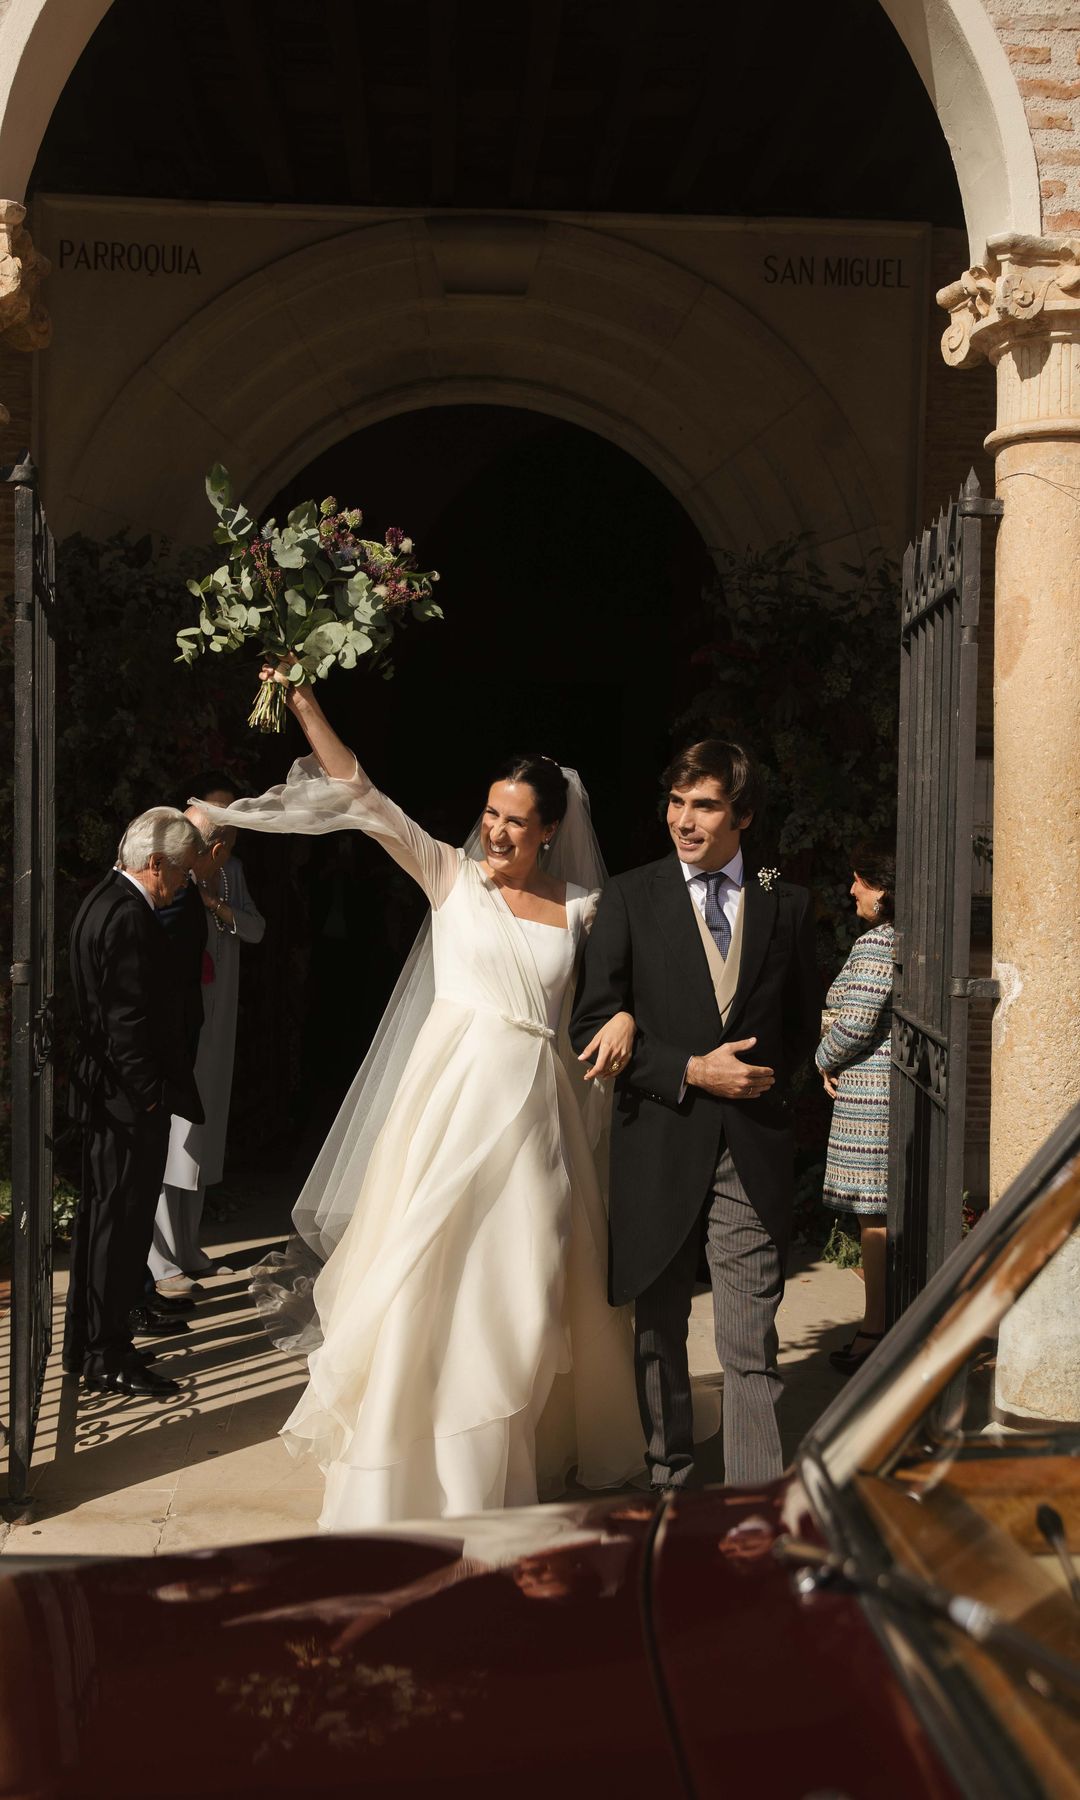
[939,234,1080,1425]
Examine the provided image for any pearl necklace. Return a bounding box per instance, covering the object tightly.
[211,866,230,933]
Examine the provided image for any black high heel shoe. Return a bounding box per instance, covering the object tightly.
[828,1329,883,1376]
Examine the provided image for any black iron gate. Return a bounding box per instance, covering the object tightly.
[6,456,56,1503]
[886,470,1001,1322]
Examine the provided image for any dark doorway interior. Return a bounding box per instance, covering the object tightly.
[237,405,712,1153]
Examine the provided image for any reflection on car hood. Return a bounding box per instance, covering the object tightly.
[0,1481,961,1798]
[0,1493,671,1796]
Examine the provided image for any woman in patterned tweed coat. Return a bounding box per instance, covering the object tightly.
[815,839,895,1376]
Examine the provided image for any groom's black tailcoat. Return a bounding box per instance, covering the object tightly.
[571,854,820,1305]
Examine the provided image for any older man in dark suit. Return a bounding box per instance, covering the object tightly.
[572,740,820,1489]
[64,807,206,1397]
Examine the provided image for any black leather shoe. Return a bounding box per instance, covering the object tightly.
[147,1291,196,1316]
[83,1365,180,1399]
[64,1348,157,1374]
[128,1305,191,1337]
[828,1329,884,1376]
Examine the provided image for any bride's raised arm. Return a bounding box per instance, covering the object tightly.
[195,665,462,911]
[274,665,357,782]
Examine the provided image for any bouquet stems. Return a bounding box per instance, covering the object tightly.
[247,677,289,733]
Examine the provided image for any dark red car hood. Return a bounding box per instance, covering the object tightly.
[648,1482,960,1800]
[0,1480,956,1799]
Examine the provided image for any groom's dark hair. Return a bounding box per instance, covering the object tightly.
[662,739,762,823]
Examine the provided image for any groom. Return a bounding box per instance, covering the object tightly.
[571,739,819,1489]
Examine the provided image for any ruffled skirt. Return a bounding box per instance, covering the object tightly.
[279,1001,646,1529]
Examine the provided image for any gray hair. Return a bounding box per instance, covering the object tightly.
[117,807,205,872]
[184,803,232,850]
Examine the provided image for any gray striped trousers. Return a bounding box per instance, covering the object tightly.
[634,1144,785,1488]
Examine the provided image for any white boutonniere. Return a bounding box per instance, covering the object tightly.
[757,867,780,892]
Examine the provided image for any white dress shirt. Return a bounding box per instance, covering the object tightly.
[120,868,157,910]
[681,846,744,939]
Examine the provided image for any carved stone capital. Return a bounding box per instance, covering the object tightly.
[938,235,1080,367]
[0,199,51,354]
[939,235,1080,452]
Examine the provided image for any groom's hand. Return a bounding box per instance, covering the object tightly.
[686,1038,774,1100]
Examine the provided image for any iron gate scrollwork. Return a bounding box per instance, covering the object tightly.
[6,455,56,1503]
[887,470,1001,1323]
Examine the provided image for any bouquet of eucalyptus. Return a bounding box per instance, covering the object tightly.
[176,465,442,731]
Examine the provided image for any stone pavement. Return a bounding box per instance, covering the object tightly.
[0,1180,865,1557]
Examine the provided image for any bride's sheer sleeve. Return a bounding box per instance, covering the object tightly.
[196,751,462,910]
[580,888,602,937]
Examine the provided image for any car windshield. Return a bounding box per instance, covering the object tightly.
[800,1115,1080,1794]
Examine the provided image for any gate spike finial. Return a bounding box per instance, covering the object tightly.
[1,450,36,485]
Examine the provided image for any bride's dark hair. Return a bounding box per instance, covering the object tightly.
[491,754,569,826]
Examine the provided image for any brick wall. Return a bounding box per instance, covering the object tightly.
[985,3,1080,225]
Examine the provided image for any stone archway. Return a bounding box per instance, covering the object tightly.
[880,0,1041,255]
[55,214,890,565]
[0,0,110,199]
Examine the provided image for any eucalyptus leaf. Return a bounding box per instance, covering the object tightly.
[205,463,232,514]
[269,533,306,570]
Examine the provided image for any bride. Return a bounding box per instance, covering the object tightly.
[201,670,648,1529]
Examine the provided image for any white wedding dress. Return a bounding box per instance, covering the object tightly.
[208,754,646,1530]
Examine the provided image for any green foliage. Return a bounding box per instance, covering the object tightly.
[0,1177,80,1267]
[682,536,900,964]
[822,1220,863,1270]
[55,530,263,870]
[178,466,442,728]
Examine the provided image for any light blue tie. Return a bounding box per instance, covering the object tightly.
[695,869,731,960]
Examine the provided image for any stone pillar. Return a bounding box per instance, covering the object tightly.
[939,234,1080,1426]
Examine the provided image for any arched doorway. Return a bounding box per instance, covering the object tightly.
[252,402,713,1144]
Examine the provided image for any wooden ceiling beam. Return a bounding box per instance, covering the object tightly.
[150,7,218,192]
[430,0,458,206]
[587,0,657,210]
[221,0,296,199]
[738,15,836,213]
[665,9,763,208]
[325,0,372,203]
[510,0,563,208]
